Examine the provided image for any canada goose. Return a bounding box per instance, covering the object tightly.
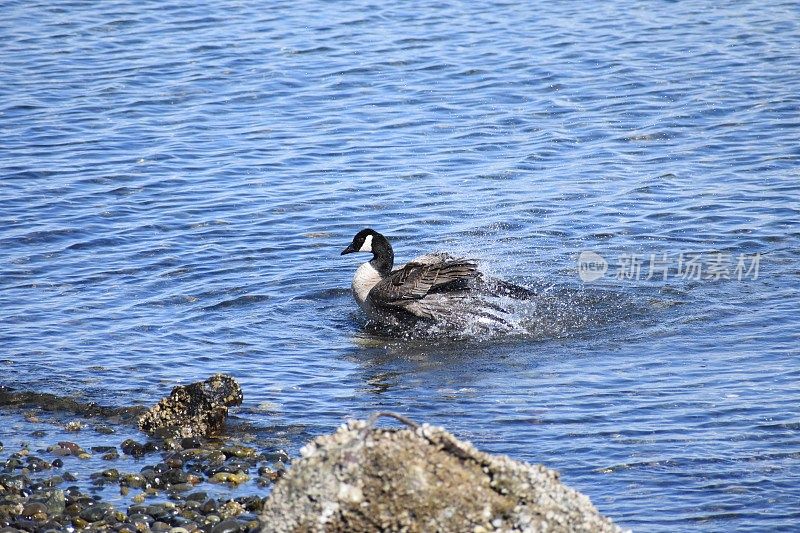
[340,228,533,329]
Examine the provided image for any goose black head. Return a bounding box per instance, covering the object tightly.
[341,228,381,255]
[341,228,394,273]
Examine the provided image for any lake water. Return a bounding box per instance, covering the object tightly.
[2,0,799,530]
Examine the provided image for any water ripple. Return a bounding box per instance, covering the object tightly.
[1,0,800,530]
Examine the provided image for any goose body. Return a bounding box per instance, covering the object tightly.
[341,228,532,329]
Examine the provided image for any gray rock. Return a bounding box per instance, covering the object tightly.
[261,414,627,533]
[44,489,65,517]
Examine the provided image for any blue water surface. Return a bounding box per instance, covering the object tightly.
[2,1,800,530]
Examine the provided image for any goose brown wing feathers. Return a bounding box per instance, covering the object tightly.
[369,255,480,306]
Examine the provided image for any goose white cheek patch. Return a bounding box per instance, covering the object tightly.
[358,234,373,252]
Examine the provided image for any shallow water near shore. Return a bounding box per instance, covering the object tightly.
[2,0,800,530]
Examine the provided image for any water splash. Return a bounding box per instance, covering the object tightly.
[353,278,642,344]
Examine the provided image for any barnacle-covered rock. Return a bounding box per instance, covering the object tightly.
[138,374,242,438]
[261,414,626,533]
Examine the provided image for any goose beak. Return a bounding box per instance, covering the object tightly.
[341,244,356,255]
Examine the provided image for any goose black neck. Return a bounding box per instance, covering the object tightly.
[369,233,394,275]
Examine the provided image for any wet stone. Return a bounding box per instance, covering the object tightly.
[243,520,261,531]
[55,442,87,456]
[168,482,193,492]
[238,497,265,514]
[43,475,63,487]
[180,437,203,450]
[102,468,120,479]
[204,514,221,525]
[211,519,241,533]
[21,501,47,519]
[209,471,248,485]
[127,504,148,515]
[14,518,38,531]
[64,503,81,517]
[1,475,27,491]
[179,509,202,523]
[218,500,244,520]
[205,451,226,466]
[163,438,183,450]
[200,498,218,513]
[221,446,257,460]
[44,489,65,516]
[224,460,251,473]
[121,439,146,458]
[145,441,165,454]
[165,454,183,469]
[0,500,23,516]
[164,470,189,485]
[4,457,23,470]
[169,515,194,526]
[121,473,147,488]
[263,450,290,463]
[140,468,158,485]
[25,456,51,473]
[79,502,115,523]
[91,446,118,454]
[146,504,167,518]
[185,492,207,502]
[127,513,151,524]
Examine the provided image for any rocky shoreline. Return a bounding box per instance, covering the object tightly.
[0,432,284,532]
[0,378,626,532]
